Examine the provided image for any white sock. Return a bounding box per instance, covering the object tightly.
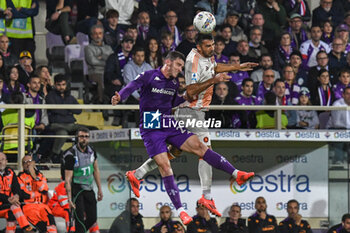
[198,159,212,198]
[177,207,185,216]
[134,158,158,179]
[232,169,239,179]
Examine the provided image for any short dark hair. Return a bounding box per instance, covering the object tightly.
[28,75,40,83]
[339,68,350,77]
[342,214,350,222]
[318,68,329,77]
[316,50,328,59]
[242,78,254,86]
[196,33,214,45]
[287,199,299,209]
[132,47,145,56]
[220,23,232,32]
[76,127,90,136]
[126,24,137,31]
[230,204,241,211]
[54,73,67,83]
[260,53,272,62]
[343,86,350,93]
[274,78,284,86]
[165,51,185,62]
[161,31,173,40]
[126,198,139,211]
[214,35,225,44]
[311,25,321,30]
[106,9,119,19]
[290,50,302,60]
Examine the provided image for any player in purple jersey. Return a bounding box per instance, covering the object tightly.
[111,51,255,225]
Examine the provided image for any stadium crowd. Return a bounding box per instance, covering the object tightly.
[0,0,350,231]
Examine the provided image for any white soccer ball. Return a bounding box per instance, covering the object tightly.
[193,11,216,34]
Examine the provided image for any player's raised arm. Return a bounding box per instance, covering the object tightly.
[214,62,259,73]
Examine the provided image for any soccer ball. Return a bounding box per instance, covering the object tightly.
[193,11,216,34]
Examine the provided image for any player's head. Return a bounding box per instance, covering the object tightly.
[163,51,185,78]
[159,205,172,221]
[126,198,140,216]
[196,33,215,58]
[242,78,254,96]
[342,214,350,232]
[287,199,299,217]
[255,196,267,212]
[229,204,242,221]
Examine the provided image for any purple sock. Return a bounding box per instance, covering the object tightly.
[203,149,236,175]
[163,175,182,210]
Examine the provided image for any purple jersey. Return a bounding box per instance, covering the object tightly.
[229,71,249,90]
[332,82,350,100]
[256,82,272,104]
[214,54,228,64]
[119,68,192,157]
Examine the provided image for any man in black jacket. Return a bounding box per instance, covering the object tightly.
[279,199,312,233]
[45,74,82,162]
[220,204,248,233]
[187,202,219,233]
[109,198,145,233]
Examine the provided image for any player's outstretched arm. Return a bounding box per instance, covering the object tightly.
[215,62,259,73]
[186,73,231,101]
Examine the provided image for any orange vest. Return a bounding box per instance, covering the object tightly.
[0,168,15,205]
[17,171,49,204]
[48,181,69,210]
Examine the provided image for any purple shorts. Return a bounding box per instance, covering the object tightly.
[140,127,194,158]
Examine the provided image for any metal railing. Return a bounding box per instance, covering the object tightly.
[4,103,350,169]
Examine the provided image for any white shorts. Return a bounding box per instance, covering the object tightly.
[174,108,211,146]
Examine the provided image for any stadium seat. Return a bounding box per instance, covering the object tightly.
[46,32,65,73]
[74,112,121,130]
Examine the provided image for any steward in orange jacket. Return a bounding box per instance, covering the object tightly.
[17,155,57,233]
[0,152,33,233]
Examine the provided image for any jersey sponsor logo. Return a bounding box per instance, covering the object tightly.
[143,110,161,129]
[151,87,175,96]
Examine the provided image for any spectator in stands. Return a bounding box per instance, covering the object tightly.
[109,198,145,233]
[312,0,344,28]
[221,24,237,58]
[232,78,259,129]
[219,204,248,233]
[308,51,337,94]
[279,199,312,233]
[105,0,134,30]
[254,69,275,103]
[176,24,197,57]
[37,65,53,97]
[160,10,182,47]
[151,205,181,233]
[45,74,82,163]
[5,0,39,64]
[273,79,297,127]
[273,32,294,73]
[3,66,26,95]
[256,0,287,49]
[328,214,350,233]
[237,40,255,63]
[45,0,75,44]
[300,25,331,70]
[103,9,123,52]
[145,37,163,69]
[332,69,350,100]
[123,47,153,101]
[195,0,227,25]
[75,0,104,27]
[0,35,17,68]
[208,82,235,128]
[16,51,34,86]
[139,0,164,30]
[161,31,176,55]
[17,154,57,232]
[124,25,139,43]
[0,75,10,105]
[283,64,301,105]
[329,37,347,70]
[296,87,319,129]
[284,0,311,22]
[248,197,279,233]
[214,36,228,64]
[287,14,309,50]
[252,54,281,83]
[334,24,350,52]
[310,68,335,106]
[249,13,274,50]
[321,20,334,45]
[225,11,247,42]
[23,76,49,134]
[187,202,219,233]
[248,26,268,60]
[227,0,256,30]
[136,11,158,47]
[85,24,114,104]
[290,50,308,86]
[0,54,5,77]
[228,54,249,90]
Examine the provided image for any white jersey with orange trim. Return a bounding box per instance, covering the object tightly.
[183,48,216,110]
